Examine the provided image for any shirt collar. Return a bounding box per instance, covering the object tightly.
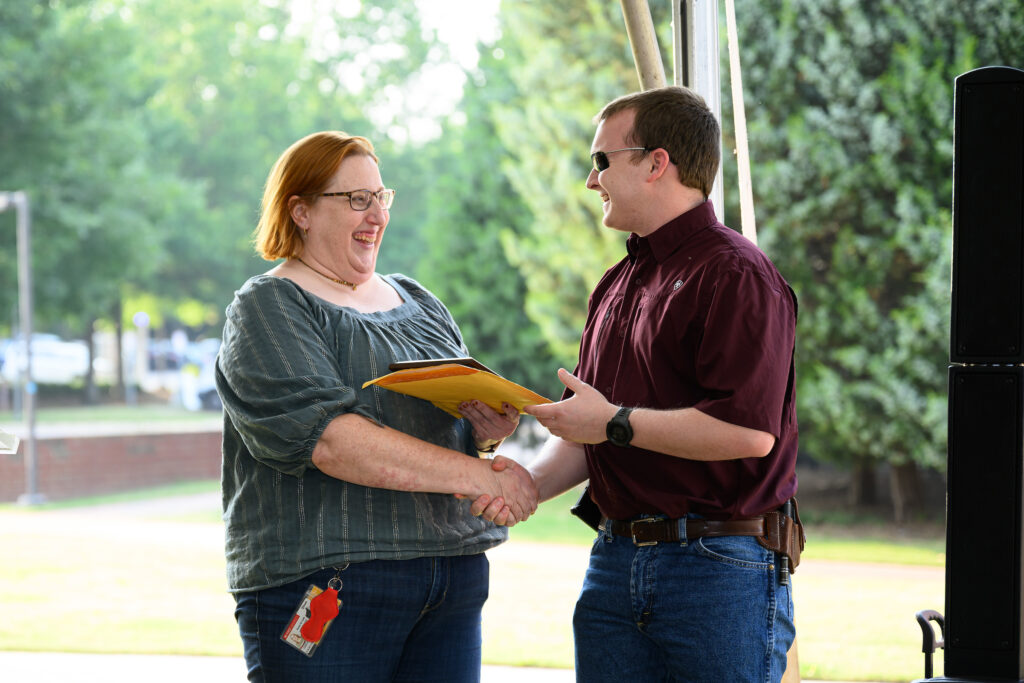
[626,200,719,263]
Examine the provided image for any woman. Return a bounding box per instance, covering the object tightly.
[216,130,537,682]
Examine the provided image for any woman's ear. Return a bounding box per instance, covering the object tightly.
[288,196,309,232]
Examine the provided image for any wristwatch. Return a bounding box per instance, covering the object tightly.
[606,406,634,447]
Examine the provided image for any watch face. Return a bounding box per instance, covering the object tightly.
[607,407,633,446]
[609,425,628,444]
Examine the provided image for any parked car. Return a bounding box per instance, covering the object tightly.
[1,334,91,385]
[190,337,222,411]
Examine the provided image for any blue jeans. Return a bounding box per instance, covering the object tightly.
[233,554,489,683]
[573,520,795,683]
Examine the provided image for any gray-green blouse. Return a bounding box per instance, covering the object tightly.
[216,273,507,592]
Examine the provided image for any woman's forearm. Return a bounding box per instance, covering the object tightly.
[311,413,494,495]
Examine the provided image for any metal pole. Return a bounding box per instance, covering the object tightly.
[1,191,42,505]
[620,0,667,90]
[724,0,757,245]
[674,0,724,216]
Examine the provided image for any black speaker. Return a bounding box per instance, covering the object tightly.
[950,66,1024,364]
[945,365,1024,678]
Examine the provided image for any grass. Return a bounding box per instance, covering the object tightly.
[0,404,218,425]
[0,480,220,511]
[0,480,947,681]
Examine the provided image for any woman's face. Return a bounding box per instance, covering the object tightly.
[299,153,389,281]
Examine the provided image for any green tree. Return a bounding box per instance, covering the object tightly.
[485,1,674,364]
[733,0,1024,518]
[122,0,451,330]
[0,1,196,400]
[2,0,467,402]
[417,47,559,400]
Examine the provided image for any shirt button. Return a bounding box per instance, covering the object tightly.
[606,386,613,393]
[635,278,642,286]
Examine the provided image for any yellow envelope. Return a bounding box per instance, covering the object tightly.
[362,362,551,418]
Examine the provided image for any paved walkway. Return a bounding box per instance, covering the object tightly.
[0,651,876,682]
[0,652,576,683]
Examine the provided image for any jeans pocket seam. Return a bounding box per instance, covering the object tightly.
[695,537,771,570]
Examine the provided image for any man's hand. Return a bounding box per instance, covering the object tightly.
[524,369,618,444]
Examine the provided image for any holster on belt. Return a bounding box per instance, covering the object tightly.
[756,497,806,572]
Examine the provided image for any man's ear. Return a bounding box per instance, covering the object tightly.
[647,148,673,182]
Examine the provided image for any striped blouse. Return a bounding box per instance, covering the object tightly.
[216,273,507,592]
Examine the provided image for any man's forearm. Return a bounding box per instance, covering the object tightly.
[628,407,775,461]
[528,435,590,502]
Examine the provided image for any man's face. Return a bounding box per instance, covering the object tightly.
[587,110,649,234]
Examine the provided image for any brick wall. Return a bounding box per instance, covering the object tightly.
[0,429,221,502]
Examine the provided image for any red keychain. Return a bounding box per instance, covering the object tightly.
[281,567,346,657]
[300,582,340,642]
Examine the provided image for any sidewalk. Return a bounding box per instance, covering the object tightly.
[0,652,869,682]
[0,652,576,683]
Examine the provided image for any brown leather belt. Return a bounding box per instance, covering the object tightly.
[600,516,766,546]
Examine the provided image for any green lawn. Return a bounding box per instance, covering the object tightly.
[0,404,219,426]
[0,480,946,681]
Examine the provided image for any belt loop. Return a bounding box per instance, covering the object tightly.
[676,517,689,546]
[597,518,614,543]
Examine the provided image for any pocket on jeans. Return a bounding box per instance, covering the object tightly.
[694,535,771,570]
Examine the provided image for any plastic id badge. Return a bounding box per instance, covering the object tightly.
[281,581,342,657]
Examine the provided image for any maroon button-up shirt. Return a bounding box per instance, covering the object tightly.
[573,201,798,520]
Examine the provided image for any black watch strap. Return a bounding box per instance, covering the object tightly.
[606,406,634,447]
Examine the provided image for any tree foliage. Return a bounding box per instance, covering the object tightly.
[732,0,1024,487]
[0,1,187,340]
[482,2,675,365]
[416,47,560,398]
[4,0,1024,513]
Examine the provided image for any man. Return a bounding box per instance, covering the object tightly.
[478,86,800,682]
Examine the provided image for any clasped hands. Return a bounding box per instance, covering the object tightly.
[458,369,617,527]
[458,399,537,526]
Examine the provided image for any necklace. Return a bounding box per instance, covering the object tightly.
[296,258,358,290]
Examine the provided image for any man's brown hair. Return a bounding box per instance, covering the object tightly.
[597,86,720,198]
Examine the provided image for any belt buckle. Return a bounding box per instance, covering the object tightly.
[630,518,660,546]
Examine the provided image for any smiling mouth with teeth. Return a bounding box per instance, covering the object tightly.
[354,234,375,243]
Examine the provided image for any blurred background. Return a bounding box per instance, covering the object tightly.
[5,0,1021,520]
[4,1,1022,679]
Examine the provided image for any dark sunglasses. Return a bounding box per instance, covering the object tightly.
[590,147,650,172]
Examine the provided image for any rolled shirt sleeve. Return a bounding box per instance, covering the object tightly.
[216,276,377,477]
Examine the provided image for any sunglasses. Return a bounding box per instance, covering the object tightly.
[590,147,650,172]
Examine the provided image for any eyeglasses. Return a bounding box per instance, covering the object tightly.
[318,188,395,211]
[590,147,650,172]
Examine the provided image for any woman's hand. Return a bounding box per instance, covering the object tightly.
[460,400,520,452]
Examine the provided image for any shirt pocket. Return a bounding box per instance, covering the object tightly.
[596,293,625,339]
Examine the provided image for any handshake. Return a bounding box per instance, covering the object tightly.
[457,366,608,527]
[457,399,540,527]
[468,458,536,528]
[463,455,538,527]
